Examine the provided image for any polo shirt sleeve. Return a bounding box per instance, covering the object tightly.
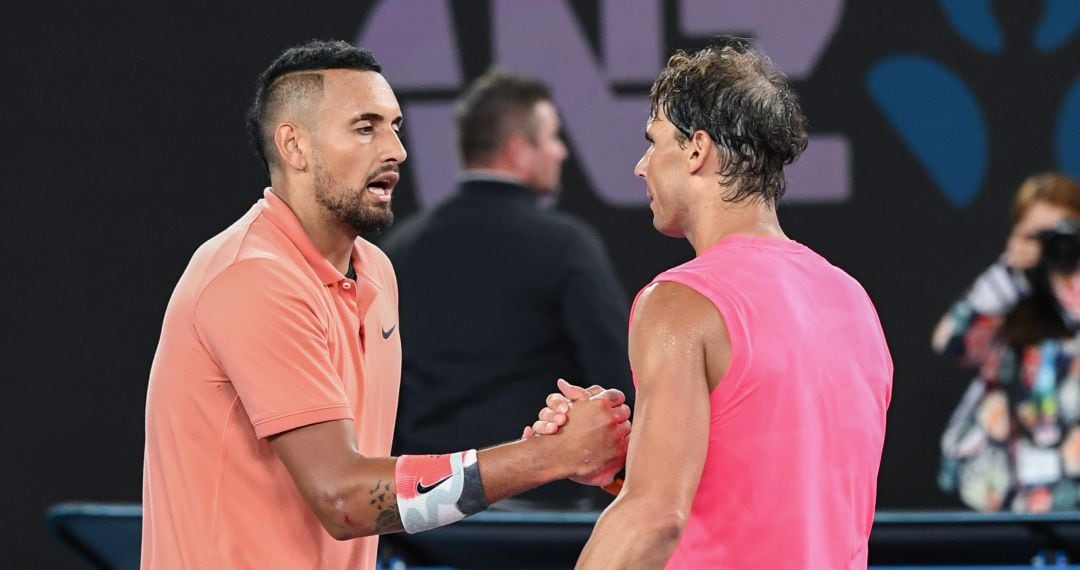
[194,258,352,438]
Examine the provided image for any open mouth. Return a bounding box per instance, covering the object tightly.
[366,172,399,199]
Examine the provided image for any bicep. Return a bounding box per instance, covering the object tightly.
[621,283,716,514]
[622,366,710,514]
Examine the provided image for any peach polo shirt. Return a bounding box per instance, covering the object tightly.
[142,189,401,569]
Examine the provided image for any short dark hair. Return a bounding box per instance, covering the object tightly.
[245,40,382,171]
[649,37,808,205]
[455,68,552,167]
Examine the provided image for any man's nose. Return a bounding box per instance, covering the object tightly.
[383,132,407,164]
[634,154,648,178]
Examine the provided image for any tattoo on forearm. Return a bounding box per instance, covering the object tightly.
[375,504,402,533]
[369,479,403,533]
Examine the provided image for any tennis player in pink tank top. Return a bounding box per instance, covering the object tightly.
[533,37,892,568]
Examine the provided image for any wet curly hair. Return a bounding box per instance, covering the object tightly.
[649,37,808,205]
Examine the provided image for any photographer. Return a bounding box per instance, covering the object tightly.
[934,172,1080,512]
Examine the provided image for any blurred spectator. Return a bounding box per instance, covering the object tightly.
[381,69,632,510]
[935,172,1080,512]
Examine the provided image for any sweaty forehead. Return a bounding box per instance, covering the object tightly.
[648,104,673,124]
[319,68,401,118]
[644,113,671,133]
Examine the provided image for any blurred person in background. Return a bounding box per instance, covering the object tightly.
[381,69,632,510]
[935,172,1080,512]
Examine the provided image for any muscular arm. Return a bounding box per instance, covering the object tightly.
[271,393,629,540]
[197,260,629,541]
[576,282,728,569]
[269,421,401,538]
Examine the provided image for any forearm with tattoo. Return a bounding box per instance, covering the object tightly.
[366,479,403,534]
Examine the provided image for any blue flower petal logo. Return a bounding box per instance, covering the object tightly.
[1059,76,1080,180]
[867,0,1080,207]
[867,56,987,207]
[1035,0,1080,53]
[939,0,1003,54]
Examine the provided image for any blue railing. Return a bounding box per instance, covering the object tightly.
[46,503,1080,569]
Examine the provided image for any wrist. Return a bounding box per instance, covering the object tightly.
[525,433,575,482]
[395,450,487,534]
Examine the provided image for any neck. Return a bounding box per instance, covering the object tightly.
[685,197,786,255]
[460,168,528,187]
[463,165,527,185]
[270,182,356,274]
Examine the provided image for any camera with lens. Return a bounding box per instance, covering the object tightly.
[1037,219,1080,274]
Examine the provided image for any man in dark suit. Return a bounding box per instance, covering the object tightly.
[381,69,632,509]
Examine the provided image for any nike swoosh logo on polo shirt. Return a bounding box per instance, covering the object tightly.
[381,324,396,339]
[416,474,452,494]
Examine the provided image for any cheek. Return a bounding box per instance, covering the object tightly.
[1006,232,1022,248]
[1012,236,1037,252]
[645,160,664,186]
[546,143,564,165]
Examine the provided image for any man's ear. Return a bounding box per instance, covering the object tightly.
[687,130,713,175]
[503,133,532,172]
[273,122,309,172]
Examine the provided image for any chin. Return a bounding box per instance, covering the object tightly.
[653,218,684,238]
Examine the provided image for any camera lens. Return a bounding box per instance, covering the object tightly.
[1039,220,1080,274]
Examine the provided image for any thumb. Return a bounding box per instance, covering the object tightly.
[557,378,592,402]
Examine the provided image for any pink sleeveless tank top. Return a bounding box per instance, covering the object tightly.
[640,235,892,569]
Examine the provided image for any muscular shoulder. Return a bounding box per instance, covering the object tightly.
[632,282,719,335]
[186,214,319,310]
[199,257,321,308]
[632,281,731,390]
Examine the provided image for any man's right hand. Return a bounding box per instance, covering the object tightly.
[525,379,613,435]
[524,379,631,486]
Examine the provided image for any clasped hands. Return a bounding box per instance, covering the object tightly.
[523,379,632,487]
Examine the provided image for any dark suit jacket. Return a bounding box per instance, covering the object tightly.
[380,176,632,507]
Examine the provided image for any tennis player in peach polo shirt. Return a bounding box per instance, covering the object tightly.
[141,40,631,569]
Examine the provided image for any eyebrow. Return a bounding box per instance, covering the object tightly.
[351,113,404,128]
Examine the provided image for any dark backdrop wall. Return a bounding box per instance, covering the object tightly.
[6,1,1080,566]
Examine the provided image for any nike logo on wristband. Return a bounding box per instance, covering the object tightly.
[382,324,396,339]
[416,475,452,494]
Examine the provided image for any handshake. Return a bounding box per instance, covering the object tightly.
[522,379,632,489]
